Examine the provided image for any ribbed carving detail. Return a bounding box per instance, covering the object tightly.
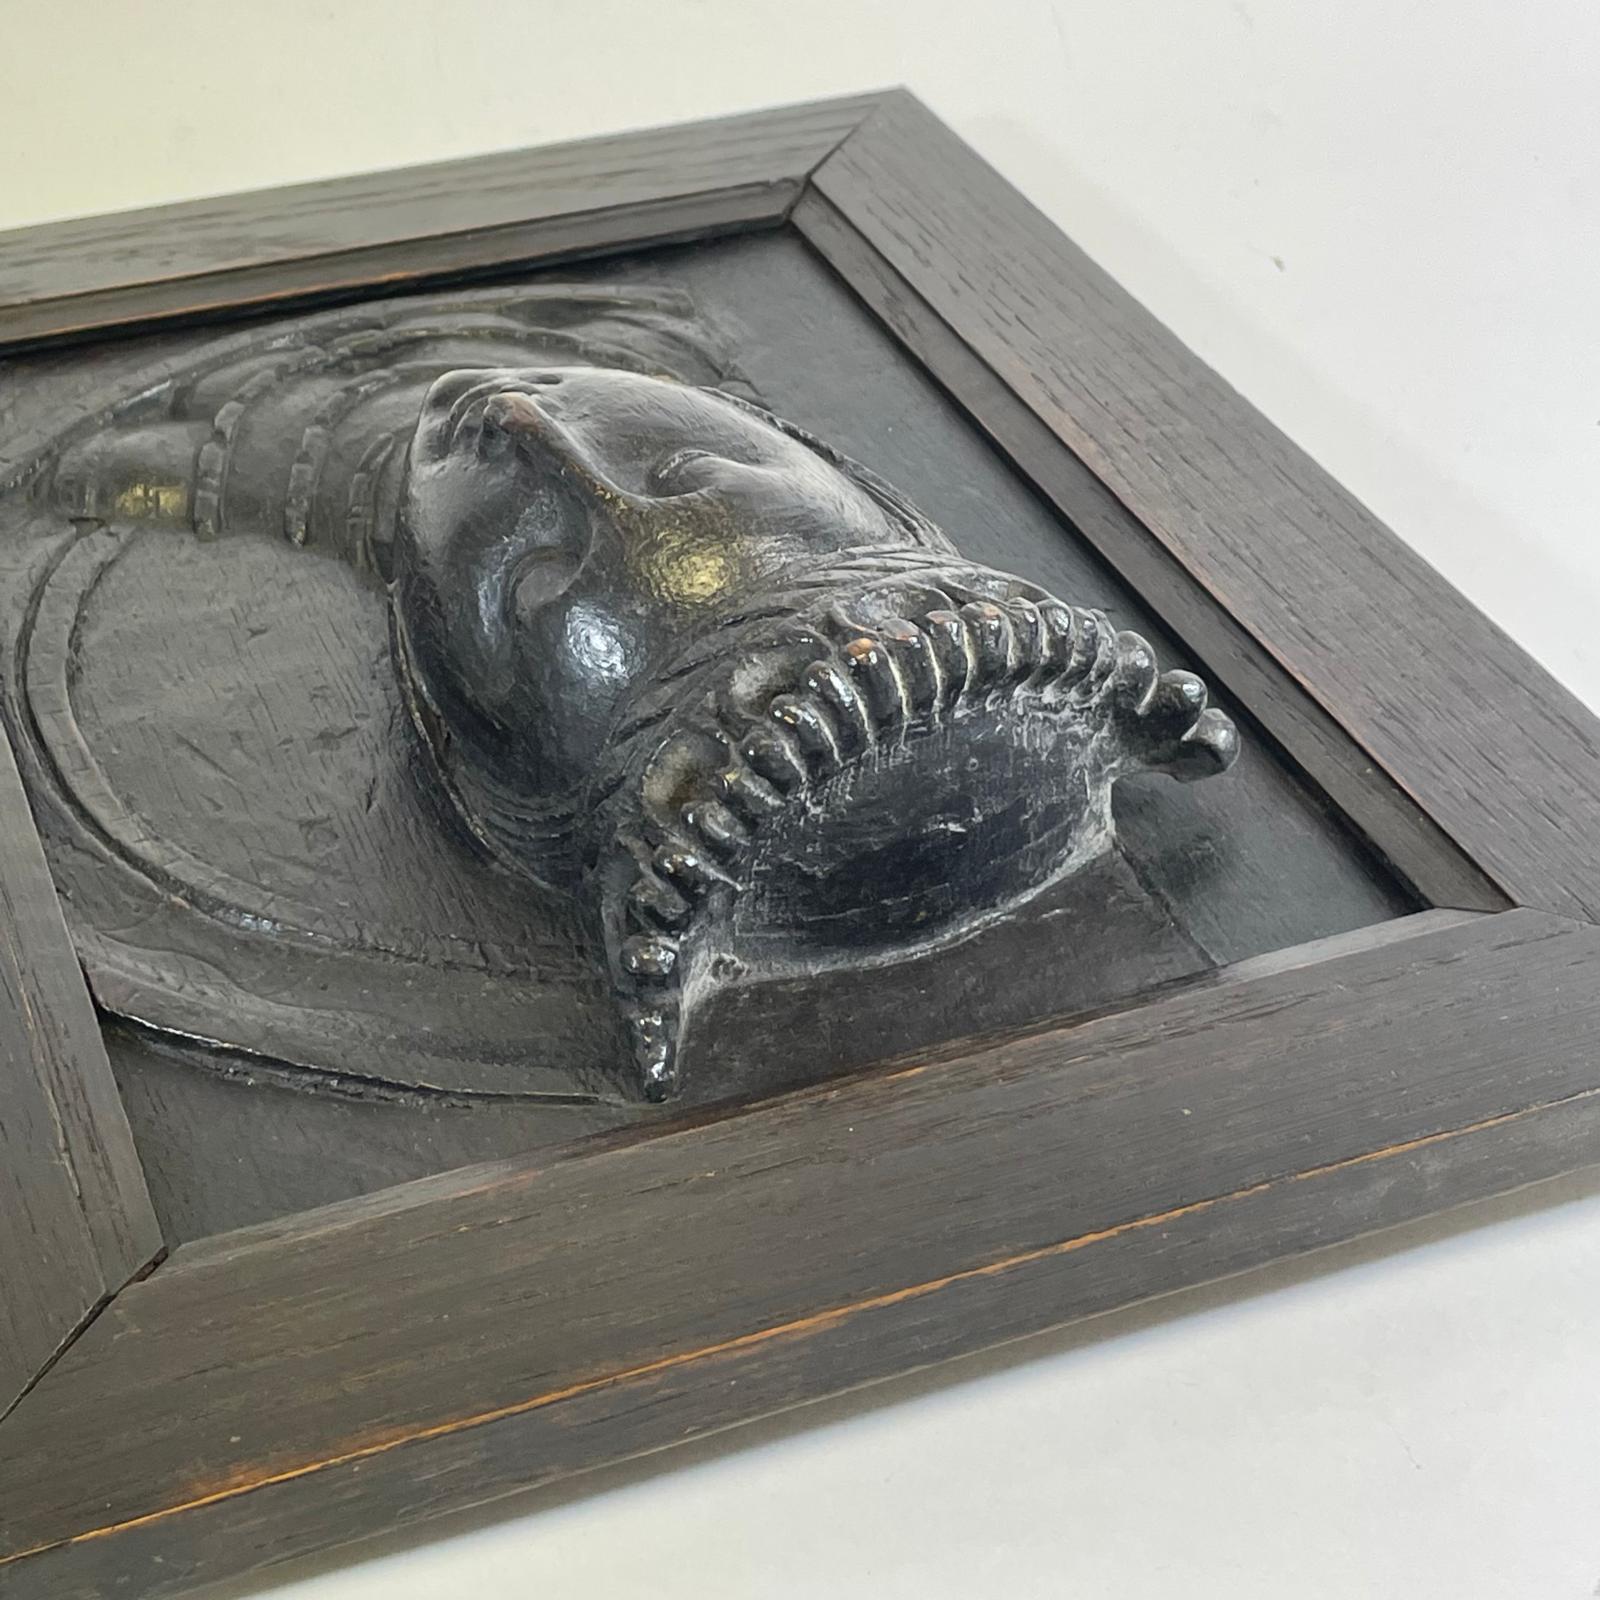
[608,593,1238,1099]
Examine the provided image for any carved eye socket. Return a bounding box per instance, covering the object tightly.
[509,489,585,614]
[649,448,718,495]
[512,546,583,615]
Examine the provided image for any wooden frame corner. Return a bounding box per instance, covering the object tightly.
[0,729,161,1421]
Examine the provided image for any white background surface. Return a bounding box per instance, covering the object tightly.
[5,4,1600,1596]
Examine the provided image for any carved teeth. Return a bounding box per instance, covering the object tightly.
[960,601,1012,694]
[921,609,970,709]
[738,727,808,791]
[842,635,903,725]
[716,762,785,820]
[1059,606,1097,688]
[1037,599,1076,686]
[620,933,678,982]
[1140,675,1240,783]
[653,841,731,896]
[1177,707,1242,781]
[627,870,692,930]
[628,1007,679,1102]
[681,798,749,859]
[606,575,1237,1106]
[768,693,842,772]
[1003,598,1047,686]
[1111,631,1160,712]
[1148,668,1208,726]
[881,618,940,717]
[1085,613,1120,696]
[802,659,872,752]
[1060,607,1116,696]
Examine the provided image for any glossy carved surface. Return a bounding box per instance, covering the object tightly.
[1,283,1237,1103]
[396,366,1238,1096]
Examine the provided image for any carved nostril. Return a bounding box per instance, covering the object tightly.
[484,391,546,431]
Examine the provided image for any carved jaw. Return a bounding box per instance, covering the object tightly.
[593,573,1239,1100]
[389,362,1239,1103]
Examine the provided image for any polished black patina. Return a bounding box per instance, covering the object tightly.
[1,283,1237,1103]
[393,364,1237,1096]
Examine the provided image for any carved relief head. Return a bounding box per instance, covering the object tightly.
[393,368,1240,1098]
[2,270,1243,1108]
[396,368,957,841]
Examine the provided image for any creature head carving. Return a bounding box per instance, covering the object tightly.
[393,367,1239,1099]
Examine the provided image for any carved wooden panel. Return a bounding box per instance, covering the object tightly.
[0,236,1413,1241]
[2,96,1593,1600]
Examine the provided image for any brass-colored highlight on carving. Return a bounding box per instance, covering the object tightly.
[111,481,189,520]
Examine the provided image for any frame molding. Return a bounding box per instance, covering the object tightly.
[801,99,1600,924]
[1,91,1597,1597]
[0,721,161,1422]
[0,97,879,349]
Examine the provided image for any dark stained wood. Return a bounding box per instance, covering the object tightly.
[791,189,1506,915]
[0,729,161,1419]
[4,909,1600,1596]
[1,233,1414,1243]
[808,91,1600,925]
[13,1090,1598,1600]
[101,1026,632,1246]
[102,849,1202,1246]
[0,96,881,350]
[1,93,1599,1600]
[658,233,1418,954]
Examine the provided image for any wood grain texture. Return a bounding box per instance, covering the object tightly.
[5,908,1600,1595]
[11,1089,1598,1600]
[0,95,882,349]
[1,94,1599,1600]
[809,92,1600,924]
[0,729,160,1419]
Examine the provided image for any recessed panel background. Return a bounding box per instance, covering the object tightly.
[0,231,1412,1241]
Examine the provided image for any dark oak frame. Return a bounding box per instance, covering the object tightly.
[2,91,1599,1598]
